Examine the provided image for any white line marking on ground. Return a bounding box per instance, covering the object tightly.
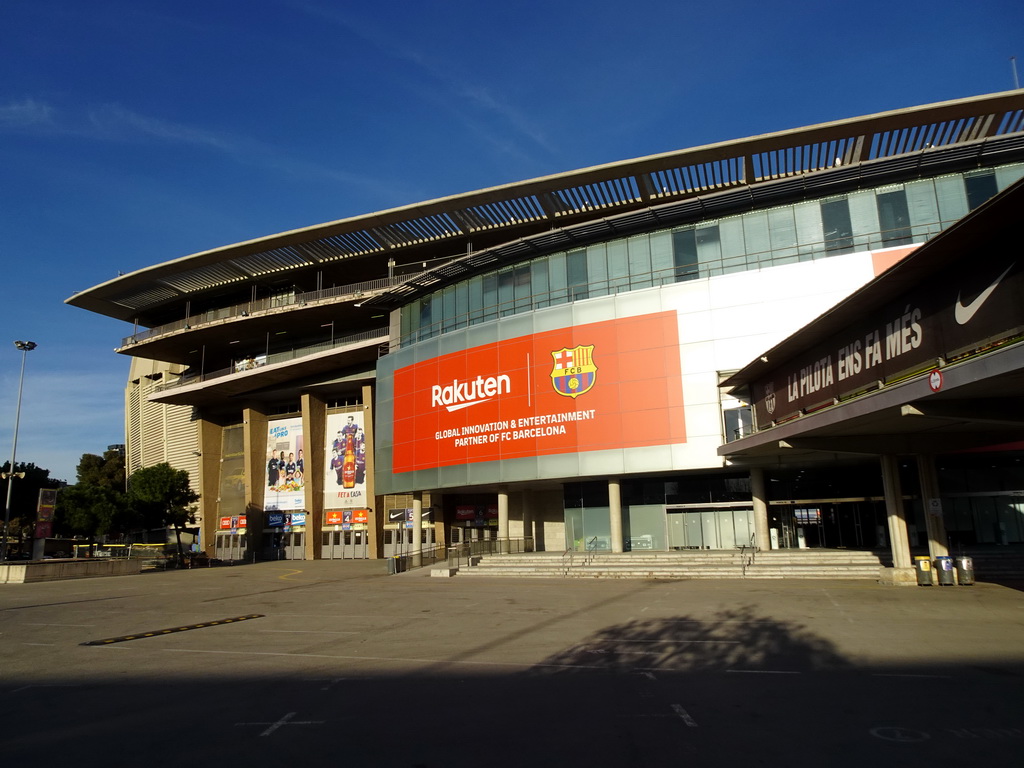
[21,643,55,646]
[235,711,325,737]
[24,623,95,627]
[258,630,359,634]
[672,705,698,727]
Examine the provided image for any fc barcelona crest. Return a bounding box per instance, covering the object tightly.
[550,345,597,398]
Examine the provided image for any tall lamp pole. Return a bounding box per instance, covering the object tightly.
[1,340,37,563]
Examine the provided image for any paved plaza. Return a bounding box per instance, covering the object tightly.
[2,562,1023,766]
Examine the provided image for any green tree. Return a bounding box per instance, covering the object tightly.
[53,451,130,549]
[55,483,130,545]
[128,463,199,566]
[76,450,126,490]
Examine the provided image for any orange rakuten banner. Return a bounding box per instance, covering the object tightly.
[392,311,685,473]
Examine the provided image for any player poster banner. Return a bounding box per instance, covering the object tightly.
[264,417,305,511]
[325,412,368,509]
[391,311,686,473]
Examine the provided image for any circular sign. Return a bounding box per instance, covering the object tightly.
[928,369,943,392]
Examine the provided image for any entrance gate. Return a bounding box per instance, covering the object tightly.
[214,533,247,563]
[320,530,370,559]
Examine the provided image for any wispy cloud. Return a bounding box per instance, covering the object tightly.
[0,98,56,129]
[294,1,555,158]
[86,103,234,150]
[0,97,393,198]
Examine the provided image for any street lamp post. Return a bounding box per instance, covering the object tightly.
[1,340,37,563]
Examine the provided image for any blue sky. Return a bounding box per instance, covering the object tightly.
[1,0,1021,483]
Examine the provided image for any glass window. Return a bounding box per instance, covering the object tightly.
[606,241,629,291]
[793,201,824,260]
[482,272,498,321]
[741,212,770,267]
[768,209,797,264]
[531,257,550,308]
[964,171,998,211]
[441,286,456,332]
[672,229,699,281]
[548,252,568,305]
[587,243,610,297]
[454,282,468,330]
[696,225,723,272]
[905,179,941,240]
[627,235,653,289]
[934,175,968,228]
[513,264,531,312]
[848,191,881,250]
[821,198,854,254]
[498,267,515,316]
[567,249,588,300]
[876,189,913,246]
[649,231,674,285]
[468,275,483,325]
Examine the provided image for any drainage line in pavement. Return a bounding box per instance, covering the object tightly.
[81,614,265,645]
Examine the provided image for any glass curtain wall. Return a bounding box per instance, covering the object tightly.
[400,165,1024,346]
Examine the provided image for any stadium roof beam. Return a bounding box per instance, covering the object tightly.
[66,90,1024,324]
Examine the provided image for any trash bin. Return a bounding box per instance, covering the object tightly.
[914,556,932,586]
[955,556,975,586]
[935,555,955,586]
[386,556,397,575]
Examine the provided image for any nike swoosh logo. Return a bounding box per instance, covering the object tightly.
[954,263,1015,325]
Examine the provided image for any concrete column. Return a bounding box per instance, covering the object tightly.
[609,478,623,553]
[522,489,534,552]
[880,455,912,570]
[497,486,509,553]
[301,393,326,561]
[750,467,770,551]
[916,455,949,559]
[411,491,423,567]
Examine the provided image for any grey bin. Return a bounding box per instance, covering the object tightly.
[955,556,975,586]
[914,556,932,586]
[935,556,955,586]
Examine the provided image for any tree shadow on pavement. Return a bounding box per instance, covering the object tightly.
[531,604,850,674]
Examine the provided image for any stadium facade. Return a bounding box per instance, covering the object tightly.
[68,90,1024,573]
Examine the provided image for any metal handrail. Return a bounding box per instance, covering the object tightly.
[740,532,757,576]
[122,272,425,348]
[151,326,388,392]
[583,536,600,566]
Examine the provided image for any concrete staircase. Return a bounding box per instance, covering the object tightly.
[453,549,890,580]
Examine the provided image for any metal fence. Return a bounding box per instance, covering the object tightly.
[446,537,534,570]
[386,544,447,574]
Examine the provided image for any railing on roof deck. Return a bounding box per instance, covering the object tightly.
[150,326,389,392]
[121,273,422,348]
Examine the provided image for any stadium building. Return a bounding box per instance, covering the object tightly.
[67,90,1024,577]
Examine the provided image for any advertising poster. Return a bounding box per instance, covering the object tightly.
[325,412,369,509]
[264,417,305,511]
[391,311,686,473]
